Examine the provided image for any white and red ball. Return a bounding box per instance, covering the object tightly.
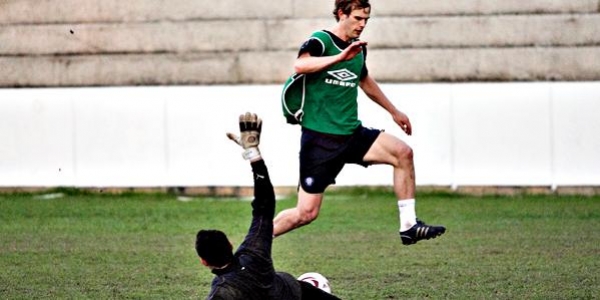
[297,272,332,294]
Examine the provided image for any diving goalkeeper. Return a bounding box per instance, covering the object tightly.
[195,113,341,300]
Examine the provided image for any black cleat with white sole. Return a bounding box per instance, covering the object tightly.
[400,219,446,245]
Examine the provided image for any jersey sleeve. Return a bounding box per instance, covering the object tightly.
[298,38,324,57]
[360,44,369,79]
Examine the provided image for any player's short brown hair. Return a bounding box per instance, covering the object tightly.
[332,0,371,21]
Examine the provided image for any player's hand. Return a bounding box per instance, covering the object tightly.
[392,110,412,136]
[339,40,367,61]
[226,112,262,160]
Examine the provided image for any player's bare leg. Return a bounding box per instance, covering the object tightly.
[273,188,324,237]
[364,132,445,245]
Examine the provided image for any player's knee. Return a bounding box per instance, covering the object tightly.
[402,145,414,160]
[297,209,319,226]
[393,143,413,165]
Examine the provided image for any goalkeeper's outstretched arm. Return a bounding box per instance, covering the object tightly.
[226,112,274,216]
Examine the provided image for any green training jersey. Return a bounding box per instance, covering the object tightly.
[282,30,364,135]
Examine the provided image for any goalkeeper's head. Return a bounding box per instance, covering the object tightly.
[195,229,234,268]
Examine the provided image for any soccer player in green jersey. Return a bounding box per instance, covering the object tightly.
[276,0,446,245]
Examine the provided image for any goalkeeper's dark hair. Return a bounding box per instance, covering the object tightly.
[195,229,234,267]
[333,0,371,21]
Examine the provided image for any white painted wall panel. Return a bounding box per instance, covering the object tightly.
[0,82,598,188]
[163,86,300,187]
[71,88,167,186]
[0,90,75,186]
[451,83,553,186]
[551,83,600,186]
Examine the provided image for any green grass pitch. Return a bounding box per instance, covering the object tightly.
[1,188,598,299]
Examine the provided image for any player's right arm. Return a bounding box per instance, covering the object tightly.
[294,40,367,74]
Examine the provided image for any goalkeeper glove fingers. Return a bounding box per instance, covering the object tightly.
[226,112,262,161]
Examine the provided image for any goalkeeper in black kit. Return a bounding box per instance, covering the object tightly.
[195,112,341,300]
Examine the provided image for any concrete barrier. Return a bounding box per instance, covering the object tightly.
[0,83,598,189]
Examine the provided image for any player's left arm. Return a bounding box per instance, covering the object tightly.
[359,74,412,136]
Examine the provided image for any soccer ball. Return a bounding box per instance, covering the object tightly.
[297,272,332,294]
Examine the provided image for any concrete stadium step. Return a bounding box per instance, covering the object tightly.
[1,47,598,87]
[0,0,293,24]
[2,14,599,55]
[297,0,599,17]
[273,14,600,50]
[1,0,596,24]
[1,0,598,86]
[0,53,240,86]
[367,47,600,82]
[364,14,600,48]
[0,20,268,55]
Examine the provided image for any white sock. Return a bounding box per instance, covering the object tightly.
[398,199,417,232]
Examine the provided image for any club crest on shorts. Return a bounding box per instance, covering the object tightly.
[304,177,314,187]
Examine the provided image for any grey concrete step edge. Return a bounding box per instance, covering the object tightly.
[0,0,598,24]
[1,47,599,86]
[2,14,600,55]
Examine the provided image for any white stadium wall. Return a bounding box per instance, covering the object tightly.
[0,82,598,189]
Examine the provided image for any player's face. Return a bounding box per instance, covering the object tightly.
[340,7,371,40]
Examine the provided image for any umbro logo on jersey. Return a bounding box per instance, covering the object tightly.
[325,69,357,87]
[327,69,357,81]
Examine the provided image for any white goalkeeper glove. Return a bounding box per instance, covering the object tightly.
[226,112,262,161]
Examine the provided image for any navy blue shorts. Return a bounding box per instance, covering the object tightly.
[299,125,382,193]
